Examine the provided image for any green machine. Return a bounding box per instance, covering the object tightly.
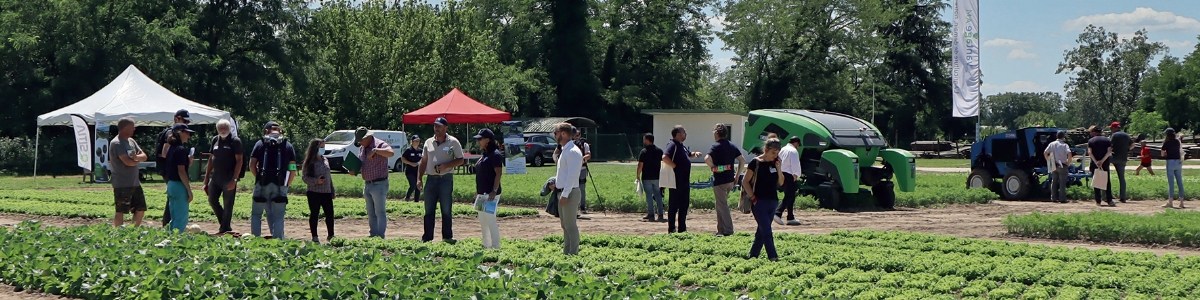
[742,109,916,209]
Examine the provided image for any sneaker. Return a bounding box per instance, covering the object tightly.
[773,215,784,225]
[1107,200,1116,206]
[657,215,667,222]
[642,215,653,221]
[768,257,779,262]
[786,219,801,226]
[1162,202,1174,208]
[311,236,320,243]
[1120,199,1128,203]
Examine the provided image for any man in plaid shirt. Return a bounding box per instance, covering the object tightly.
[349,127,395,238]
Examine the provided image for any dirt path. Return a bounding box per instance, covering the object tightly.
[1,199,1196,298]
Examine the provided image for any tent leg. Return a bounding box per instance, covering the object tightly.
[34,128,40,179]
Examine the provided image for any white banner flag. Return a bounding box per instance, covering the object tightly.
[952,0,981,118]
[69,114,92,171]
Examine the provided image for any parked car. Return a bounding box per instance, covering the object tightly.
[523,133,556,167]
[323,130,408,172]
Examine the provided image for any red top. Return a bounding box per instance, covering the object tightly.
[1140,145,1152,163]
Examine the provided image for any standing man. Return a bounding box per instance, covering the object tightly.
[1108,122,1132,203]
[203,119,242,234]
[550,123,584,255]
[417,117,465,243]
[776,136,802,226]
[705,124,744,236]
[578,136,592,215]
[249,121,297,238]
[636,133,665,222]
[662,125,703,233]
[110,117,149,227]
[1043,131,1073,203]
[155,109,190,227]
[349,127,395,238]
[1087,125,1115,207]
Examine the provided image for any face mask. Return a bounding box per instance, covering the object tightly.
[219,132,230,138]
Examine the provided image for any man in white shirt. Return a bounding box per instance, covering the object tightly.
[776,136,803,226]
[1043,131,1073,203]
[549,123,584,255]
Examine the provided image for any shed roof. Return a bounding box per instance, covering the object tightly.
[518,117,598,133]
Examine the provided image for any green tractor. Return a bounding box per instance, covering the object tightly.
[741,109,916,209]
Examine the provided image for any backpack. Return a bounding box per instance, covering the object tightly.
[255,136,289,185]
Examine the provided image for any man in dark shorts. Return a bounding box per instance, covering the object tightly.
[110,117,149,226]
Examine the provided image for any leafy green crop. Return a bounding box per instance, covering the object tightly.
[1004,210,1200,247]
[5,223,1199,299]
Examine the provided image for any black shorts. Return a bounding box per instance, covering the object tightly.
[114,186,148,213]
[1140,161,1152,168]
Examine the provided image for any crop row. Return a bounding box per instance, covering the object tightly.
[0,189,538,220]
[1004,210,1200,247]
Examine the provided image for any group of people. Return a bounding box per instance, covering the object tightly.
[108,114,508,248]
[1044,121,1189,207]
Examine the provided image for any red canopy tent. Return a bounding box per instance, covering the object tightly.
[403,88,511,124]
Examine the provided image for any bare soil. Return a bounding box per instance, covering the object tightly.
[1,199,1197,298]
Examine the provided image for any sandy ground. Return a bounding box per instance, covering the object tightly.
[1,199,1197,298]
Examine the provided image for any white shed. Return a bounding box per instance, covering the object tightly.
[642,109,749,162]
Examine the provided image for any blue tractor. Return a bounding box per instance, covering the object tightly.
[966,127,1089,200]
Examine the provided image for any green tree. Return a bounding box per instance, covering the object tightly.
[982,92,1064,130]
[1056,26,1166,127]
[545,0,605,122]
[1141,42,1200,132]
[1015,111,1056,128]
[1126,109,1169,140]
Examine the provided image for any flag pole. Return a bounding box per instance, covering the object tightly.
[974,0,982,142]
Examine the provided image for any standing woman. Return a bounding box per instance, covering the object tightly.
[165,124,196,232]
[301,139,335,242]
[473,129,505,249]
[741,138,784,261]
[1162,128,1186,208]
[402,135,423,202]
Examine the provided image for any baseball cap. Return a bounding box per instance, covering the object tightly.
[473,128,495,140]
[263,121,280,130]
[175,109,191,124]
[410,135,421,141]
[1110,121,1121,129]
[172,124,195,133]
[1164,128,1176,135]
[434,117,449,126]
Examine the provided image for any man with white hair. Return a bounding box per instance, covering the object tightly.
[203,119,243,234]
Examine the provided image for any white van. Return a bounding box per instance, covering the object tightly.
[322,130,409,172]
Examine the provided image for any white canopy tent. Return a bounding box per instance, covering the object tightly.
[34,65,233,176]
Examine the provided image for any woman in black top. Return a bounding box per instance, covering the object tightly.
[473,129,504,249]
[1162,128,1186,208]
[741,138,785,261]
[402,135,423,202]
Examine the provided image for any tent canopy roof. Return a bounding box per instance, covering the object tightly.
[36,65,231,127]
[403,88,511,124]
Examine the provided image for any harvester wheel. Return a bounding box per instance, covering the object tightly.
[873,181,896,210]
[818,181,842,209]
[1002,170,1032,200]
[967,168,995,192]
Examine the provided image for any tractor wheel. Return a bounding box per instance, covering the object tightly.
[1002,170,1032,200]
[532,155,545,167]
[967,168,994,191]
[818,182,842,209]
[873,181,896,210]
[393,160,403,172]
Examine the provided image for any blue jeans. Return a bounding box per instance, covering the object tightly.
[364,180,389,237]
[641,180,663,216]
[1167,159,1186,200]
[750,198,779,259]
[251,201,287,239]
[165,181,190,232]
[422,174,454,241]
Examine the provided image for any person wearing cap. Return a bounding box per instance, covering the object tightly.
[1043,130,1073,203]
[662,125,704,233]
[249,121,297,239]
[155,109,191,227]
[109,117,149,227]
[417,117,466,243]
[349,127,395,238]
[705,124,745,236]
[164,124,196,232]
[472,128,505,249]
[1162,128,1186,208]
[775,135,802,225]
[1087,125,1115,207]
[1108,121,1132,203]
[550,123,585,254]
[203,119,242,234]
[402,135,424,202]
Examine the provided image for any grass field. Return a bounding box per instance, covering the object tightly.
[1004,211,1200,247]
[5,223,1200,298]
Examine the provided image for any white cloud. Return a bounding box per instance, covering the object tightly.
[1162,39,1196,52]
[708,15,726,33]
[983,38,1031,48]
[982,81,1048,95]
[1065,7,1200,32]
[1007,49,1038,60]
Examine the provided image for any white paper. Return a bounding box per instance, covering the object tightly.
[1092,170,1109,190]
[635,180,643,196]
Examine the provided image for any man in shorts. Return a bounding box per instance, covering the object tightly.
[110,117,149,226]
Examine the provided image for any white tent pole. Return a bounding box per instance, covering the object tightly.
[33,128,40,179]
